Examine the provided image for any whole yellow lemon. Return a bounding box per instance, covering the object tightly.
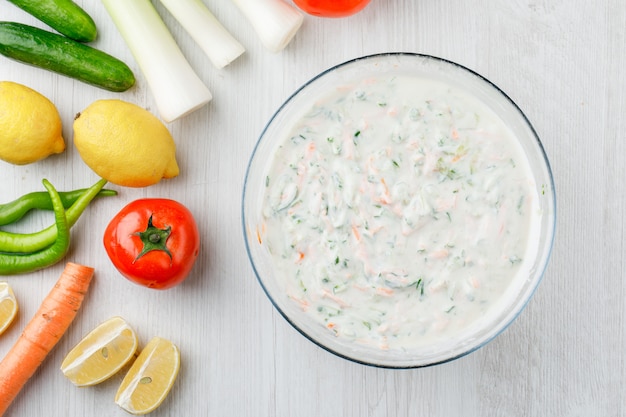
[73,99,179,187]
[0,81,65,165]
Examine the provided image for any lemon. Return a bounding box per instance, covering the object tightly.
[0,81,65,165]
[115,336,181,415]
[61,316,138,387]
[73,99,179,187]
[0,282,18,336]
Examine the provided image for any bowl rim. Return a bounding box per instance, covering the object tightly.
[241,52,557,369]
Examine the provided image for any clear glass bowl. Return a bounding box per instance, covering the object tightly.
[242,53,556,368]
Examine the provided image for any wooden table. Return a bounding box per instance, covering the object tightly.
[2,0,624,415]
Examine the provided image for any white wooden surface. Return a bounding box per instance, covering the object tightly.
[1,0,624,416]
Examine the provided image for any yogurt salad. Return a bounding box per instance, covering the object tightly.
[244,54,554,367]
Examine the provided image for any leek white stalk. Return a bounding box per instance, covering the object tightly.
[159,0,245,69]
[101,0,212,123]
[231,0,303,53]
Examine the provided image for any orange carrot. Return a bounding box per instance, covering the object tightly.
[288,294,310,311]
[321,289,348,307]
[376,286,394,296]
[430,249,450,259]
[0,262,94,415]
[379,178,391,205]
[351,224,361,241]
[256,225,263,244]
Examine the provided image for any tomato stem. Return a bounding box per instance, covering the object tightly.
[133,215,172,262]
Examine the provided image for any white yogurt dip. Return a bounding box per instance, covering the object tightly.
[258,74,540,351]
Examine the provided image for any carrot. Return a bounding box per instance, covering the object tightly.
[351,224,361,241]
[321,289,348,307]
[378,178,391,205]
[0,262,94,415]
[256,225,263,244]
[430,249,450,259]
[288,294,310,311]
[376,286,394,296]
[305,140,316,157]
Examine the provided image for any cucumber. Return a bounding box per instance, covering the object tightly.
[0,22,135,92]
[7,0,97,43]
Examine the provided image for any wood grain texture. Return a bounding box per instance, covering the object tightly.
[1,0,624,416]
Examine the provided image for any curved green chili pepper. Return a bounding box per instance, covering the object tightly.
[0,178,109,254]
[0,179,70,275]
[0,187,117,226]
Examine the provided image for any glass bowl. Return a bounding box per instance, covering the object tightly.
[242,53,556,368]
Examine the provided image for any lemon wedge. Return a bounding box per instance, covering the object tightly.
[61,316,138,387]
[115,336,180,415]
[0,282,18,336]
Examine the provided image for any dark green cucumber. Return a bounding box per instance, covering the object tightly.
[0,22,135,92]
[7,0,97,43]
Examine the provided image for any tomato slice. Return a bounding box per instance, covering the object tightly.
[293,0,371,17]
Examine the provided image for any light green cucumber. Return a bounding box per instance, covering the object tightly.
[7,0,97,43]
[0,22,135,92]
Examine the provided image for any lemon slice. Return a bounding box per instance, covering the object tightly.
[115,336,181,415]
[0,282,18,336]
[61,316,138,387]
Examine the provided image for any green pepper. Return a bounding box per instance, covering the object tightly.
[0,187,117,226]
[0,178,109,254]
[0,179,70,275]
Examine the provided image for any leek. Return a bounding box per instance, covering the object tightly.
[159,0,245,69]
[231,0,304,53]
[101,0,212,123]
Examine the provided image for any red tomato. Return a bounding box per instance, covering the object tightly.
[103,198,200,290]
[293,0,371,17]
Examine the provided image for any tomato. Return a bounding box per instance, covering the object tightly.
[293,0,371,17]
[103,199,200,290]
